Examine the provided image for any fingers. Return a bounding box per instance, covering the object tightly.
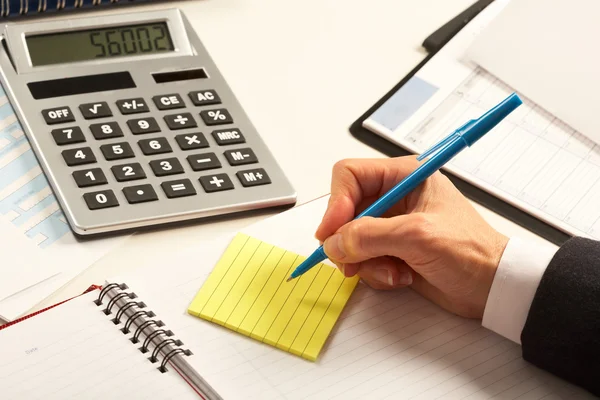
[315,157,421,242]
[322,213,434,265]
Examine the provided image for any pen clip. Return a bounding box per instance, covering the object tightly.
[417,119,475,161]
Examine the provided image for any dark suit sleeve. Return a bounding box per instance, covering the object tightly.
[520,236,600,396]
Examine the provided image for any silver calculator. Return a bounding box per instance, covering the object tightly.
[0,8,296,236]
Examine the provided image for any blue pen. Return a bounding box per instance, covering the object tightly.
[287,92,522,282]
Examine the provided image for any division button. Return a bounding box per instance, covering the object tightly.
[42,106,75,125]
[153,94,185,110]
[127,117,160,135]
[224,148,258,166]
[123,184,158,204]
[161,179,197,198]
[175,133,209,150]
[200,109,233,126]
[164,113,197,130]
[79,102,112,119]
[199,173,234,193]
[149,157,185,177]
[236,168,271,187]
[111,162,146,182]
[51,126,85,145]
[116,98,149,114]
[186,153,221,171]
[72,168,107,188]
[89,122,124,140]
[83,190,119,210]
[62,147,96,166]
[211,128,245,146]
[189,90,221,106]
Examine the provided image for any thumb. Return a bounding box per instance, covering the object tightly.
[322,213,432,264]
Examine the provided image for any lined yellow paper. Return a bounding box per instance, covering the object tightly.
[187,232,359,361]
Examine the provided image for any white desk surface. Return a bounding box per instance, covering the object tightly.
[37,0,553,311]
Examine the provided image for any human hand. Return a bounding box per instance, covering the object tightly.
[315,156,509,319]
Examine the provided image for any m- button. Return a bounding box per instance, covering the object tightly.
[153,94,185,110]
[42,106,75,125]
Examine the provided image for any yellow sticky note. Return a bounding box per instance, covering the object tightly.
[187,232,359,361]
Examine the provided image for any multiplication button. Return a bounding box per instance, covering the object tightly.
[236,168,271,187]
[123,185,158,204]
[189,90,221,106]
[175,133,208,150]
[79,102,112,119]
[200,109,233,126]
[224,148,258,166]
[164,113,197,130]
[116,98,149,115]
[52,126,85,145]
[42,106,75,125]
[153,94,185,110]
[83,190,119,210]
[199,173,234,193]
[161,179,196,198]
[212,129,245,146]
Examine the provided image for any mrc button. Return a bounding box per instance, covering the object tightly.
[42,106,75,124]
[211,128,245,145]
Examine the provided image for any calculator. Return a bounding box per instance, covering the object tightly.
[0,8,296,236]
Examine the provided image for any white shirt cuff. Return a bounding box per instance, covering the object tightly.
[482,236,558,344]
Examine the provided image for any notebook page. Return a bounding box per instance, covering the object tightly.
[0,290,200,399]
[363,0,600,242]
[115,196,594,399]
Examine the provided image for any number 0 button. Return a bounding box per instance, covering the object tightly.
[84,190,119,210]
[73,168,107,188]
[62,147,96,166]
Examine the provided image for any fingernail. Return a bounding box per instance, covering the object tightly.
[338,263,346,276]
[374,268,394,286]
[398,270,413,286]
[323,234,345,260]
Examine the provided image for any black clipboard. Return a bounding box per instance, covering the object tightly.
[348,1,571,246]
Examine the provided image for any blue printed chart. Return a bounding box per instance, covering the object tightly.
[0,89,71,249]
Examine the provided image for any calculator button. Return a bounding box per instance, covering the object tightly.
[100,142,135,161]
[211,129,245,146]
[187,153,221,171]
[224,148,258,166]
[236,168,271,187]
[90,122,124,140]
[161,179,196,198]
[200,109,233,126]
[127,117,160,135]
[138,137,172,155]
[79,102,112,119]
[199,173,234,193]
[153,94,185,110]
[111,163,146,182]
[42,106,75,125]
[62,147,96,166]
[189,90,221,106]
[123,184,158,204]
[149,158,184,177]
[116,98,149,115]
[164,113,197,130]
[72,168,107,188]
[51,126,85,145]
[83,190,119,210]
[175,133,209,150]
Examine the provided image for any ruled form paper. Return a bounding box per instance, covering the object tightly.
[115,196,595,399]
[0,290,201,399]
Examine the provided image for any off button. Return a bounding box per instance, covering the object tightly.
[42,106,75,125]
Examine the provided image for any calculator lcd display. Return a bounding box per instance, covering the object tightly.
[25,22,174,66]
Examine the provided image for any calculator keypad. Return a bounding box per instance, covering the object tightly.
[45,89,276,214]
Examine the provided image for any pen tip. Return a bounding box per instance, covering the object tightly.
[286,276,295,282]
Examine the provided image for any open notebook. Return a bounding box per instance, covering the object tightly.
[0,197,595,399]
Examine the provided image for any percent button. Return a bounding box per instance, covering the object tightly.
[200,108,233,126]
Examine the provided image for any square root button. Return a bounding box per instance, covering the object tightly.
[236,168,271,187]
